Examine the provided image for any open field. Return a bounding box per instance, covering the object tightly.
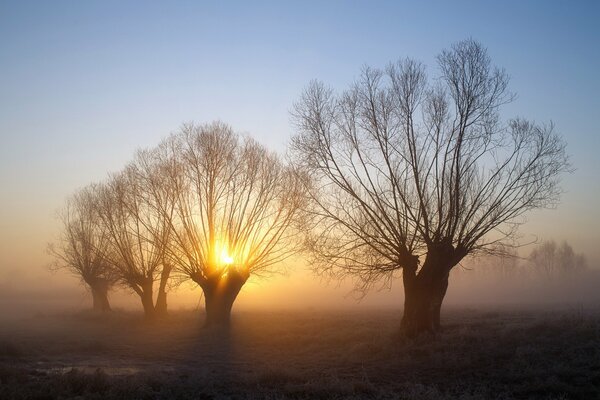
[0,307,599,399]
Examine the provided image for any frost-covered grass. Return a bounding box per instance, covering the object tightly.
[0,307,598,399]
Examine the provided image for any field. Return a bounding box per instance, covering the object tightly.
[0,307,599,399]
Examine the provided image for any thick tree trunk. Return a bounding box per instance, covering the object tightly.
[401,244,456,337]
[139,279,156,320]
[198,270,248,328]
[155,291,167,316]
[90,280,111,312]
[155,265,172,317]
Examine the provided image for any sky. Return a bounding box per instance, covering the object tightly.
[0,1,599,311]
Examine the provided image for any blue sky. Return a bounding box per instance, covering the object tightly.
[0,1,599,284]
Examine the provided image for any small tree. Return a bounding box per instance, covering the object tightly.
[94,161,175,320]
[163,122,307,327]
[127,147,181,315]
[529,240,587,279]
[291,39,570,336]
[48,186,116,312]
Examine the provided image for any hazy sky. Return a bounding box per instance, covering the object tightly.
[1,1,599,309]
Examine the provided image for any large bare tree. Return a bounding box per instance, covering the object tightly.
[291,39,570,336]
[162,122,307,327]
[48,186,116,312]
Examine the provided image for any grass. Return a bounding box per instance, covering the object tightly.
[0,307,598,399]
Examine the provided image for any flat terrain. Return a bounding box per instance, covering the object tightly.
[0,307,599,399]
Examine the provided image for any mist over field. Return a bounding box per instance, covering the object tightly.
[2,303,600,399]
[2,257,600,319]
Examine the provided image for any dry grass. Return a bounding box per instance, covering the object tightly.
[0,307,598,399]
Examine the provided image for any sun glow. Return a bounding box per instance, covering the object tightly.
[214,236,252,268]
[222,254,234,265]
[220,248,234,265]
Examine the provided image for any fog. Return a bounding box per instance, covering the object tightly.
[2,258,599,399]
[2,255,598,324]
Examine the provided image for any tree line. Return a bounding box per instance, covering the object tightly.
[457,241,587,280]
[49,40,571,336]
[49,122,308,325]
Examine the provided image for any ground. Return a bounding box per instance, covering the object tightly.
[0,307,599,399]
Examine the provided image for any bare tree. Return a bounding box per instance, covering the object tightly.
[529,240,587,279]
[48,186,116,312]
[162,122,307,327]
[291,39,570,336]
[130,147,181,315]
[94,158,175,320]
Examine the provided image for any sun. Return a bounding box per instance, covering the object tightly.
[220,248,234,265]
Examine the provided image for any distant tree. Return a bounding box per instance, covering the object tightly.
[48,186,116,312]
[291,39,570,336]
[94,158,176,320]
[529,240,587,279]
[161,122,307,327]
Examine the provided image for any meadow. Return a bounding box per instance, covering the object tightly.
[1,307,598,399]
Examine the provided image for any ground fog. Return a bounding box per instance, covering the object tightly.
[1,307,599,399]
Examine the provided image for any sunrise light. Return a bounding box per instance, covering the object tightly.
[222,253,234,265]
[220,248,234,266]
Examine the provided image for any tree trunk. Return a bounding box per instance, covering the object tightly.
[432,273,449,331]
[139,279,156,320]
[199,270,248,328]
[155,291,167,317]
[401,244,455,337]
[90,280,111,312]
[155,264,172,317]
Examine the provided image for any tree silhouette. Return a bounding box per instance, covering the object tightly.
[291,39,570,336]
[48,186,116,312]
[529,240,587,279]
[159,122,307,326]
[51,122,306,322]
[94,157,175,320]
